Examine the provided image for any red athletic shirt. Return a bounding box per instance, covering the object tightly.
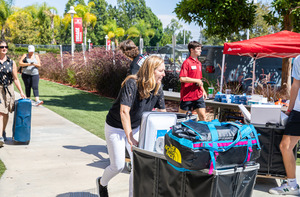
[179,56,203,101]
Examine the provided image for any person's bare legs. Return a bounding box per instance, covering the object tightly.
[0,113,8,146]
[178,108,187,114]
[195,108,206,121]
[0,112,8,133]
[0,113,3,137]
[280,135,300,179]
[178,108,198,121]
[269,135,300,194]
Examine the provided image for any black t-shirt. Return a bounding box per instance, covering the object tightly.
[106,78,165,129]
[130,53,149,74]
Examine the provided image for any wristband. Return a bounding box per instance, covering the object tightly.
[287,109,292,113]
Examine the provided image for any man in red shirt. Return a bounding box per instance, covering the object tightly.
[179,41,207,121]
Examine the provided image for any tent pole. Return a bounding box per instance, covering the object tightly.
[252,58,256,95]
[220,54,226,93]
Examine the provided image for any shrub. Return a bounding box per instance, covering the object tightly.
[162,71,180,92]
[38,48,131,98]
[14,47,60,54]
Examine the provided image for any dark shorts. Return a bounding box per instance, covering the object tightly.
[180,97,206,111]
[284,110,300,136]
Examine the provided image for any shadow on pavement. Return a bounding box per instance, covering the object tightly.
[63,145,110,169]
[254,177,279,193]
[3,137,29,146]
[57,191,97,197]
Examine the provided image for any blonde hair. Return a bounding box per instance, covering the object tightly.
[122,56,164,100]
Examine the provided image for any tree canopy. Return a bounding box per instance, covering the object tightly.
[174,0,257,39]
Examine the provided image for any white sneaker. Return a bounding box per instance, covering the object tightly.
[269,183,300,195]
[34,100,44,106]
[0,137,4,147]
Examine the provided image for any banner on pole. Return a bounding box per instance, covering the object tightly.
[74,17,83,44]
[107,39,111,50]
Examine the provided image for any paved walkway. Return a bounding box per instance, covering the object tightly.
[0,93,299,197]
[0,94,129,197]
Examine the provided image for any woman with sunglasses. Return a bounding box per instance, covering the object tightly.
[0,40,26,147]
[19,45,43,106]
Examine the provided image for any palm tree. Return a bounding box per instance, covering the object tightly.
[127,19,155,39]
[74,2,97,47]
[0,0,14,39]
[41,3,59,44]
[102,19,125,46]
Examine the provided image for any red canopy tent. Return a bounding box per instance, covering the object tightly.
[220,30,300,94]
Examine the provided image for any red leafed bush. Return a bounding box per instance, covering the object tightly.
[39,47,131,98]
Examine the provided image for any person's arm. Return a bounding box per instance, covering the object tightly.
[179,76,203,86]
[12,61,26,98]
[18,54,30,67]
[202,86,207,99]
[286,79,300,115]
[157,109,166,112]
[32,54,41,67]
[120,104,138,147]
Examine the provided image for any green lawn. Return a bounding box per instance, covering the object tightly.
[30,79,114,140]
[0,159,6,178]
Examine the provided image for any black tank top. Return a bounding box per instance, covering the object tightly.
[0,56,13,86]
[0,57,14,96]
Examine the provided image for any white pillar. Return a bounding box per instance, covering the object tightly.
[105,35,108,50]
[220,54,226,93]
[60,45,63,68]
[67,6,76,61]
[139,37,144,55]
[252,58,256,95]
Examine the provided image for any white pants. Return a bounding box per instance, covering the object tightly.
[101,122,139,197]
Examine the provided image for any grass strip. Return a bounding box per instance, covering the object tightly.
[18,77,114,140]
[0,159,6,178]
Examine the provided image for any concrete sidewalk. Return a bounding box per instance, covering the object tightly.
[0,94,298,197]
[0,95,129,197]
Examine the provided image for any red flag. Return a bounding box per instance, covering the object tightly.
[74,17,83,44]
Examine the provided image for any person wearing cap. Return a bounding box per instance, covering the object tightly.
[19,45,43,106]
[0,40,26,147]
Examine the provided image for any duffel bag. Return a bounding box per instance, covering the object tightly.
[164,119,261,173]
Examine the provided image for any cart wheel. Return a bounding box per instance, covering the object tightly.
[125,161,132,172]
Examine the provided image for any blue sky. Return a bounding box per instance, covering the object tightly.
[13,0,272,41]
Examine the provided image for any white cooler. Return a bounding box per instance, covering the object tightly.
[138,112,177,153]
[250,104,281,125]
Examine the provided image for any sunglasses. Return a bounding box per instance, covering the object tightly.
[0,46,8,49]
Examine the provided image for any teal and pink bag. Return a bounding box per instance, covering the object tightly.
[164,119,261,173]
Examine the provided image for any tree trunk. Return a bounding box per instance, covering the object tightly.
[114,38,119,47]
[51,17,56,45]
[281,58,292,96]
[1,28,5,40]
[281,13,293,95]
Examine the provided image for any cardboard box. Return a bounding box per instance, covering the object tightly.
[250,104,281,125]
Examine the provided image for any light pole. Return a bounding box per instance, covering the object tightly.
[139,37,144,55]
[67,6,76,60]
[105,35,109,50]
[88,39,91,51]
